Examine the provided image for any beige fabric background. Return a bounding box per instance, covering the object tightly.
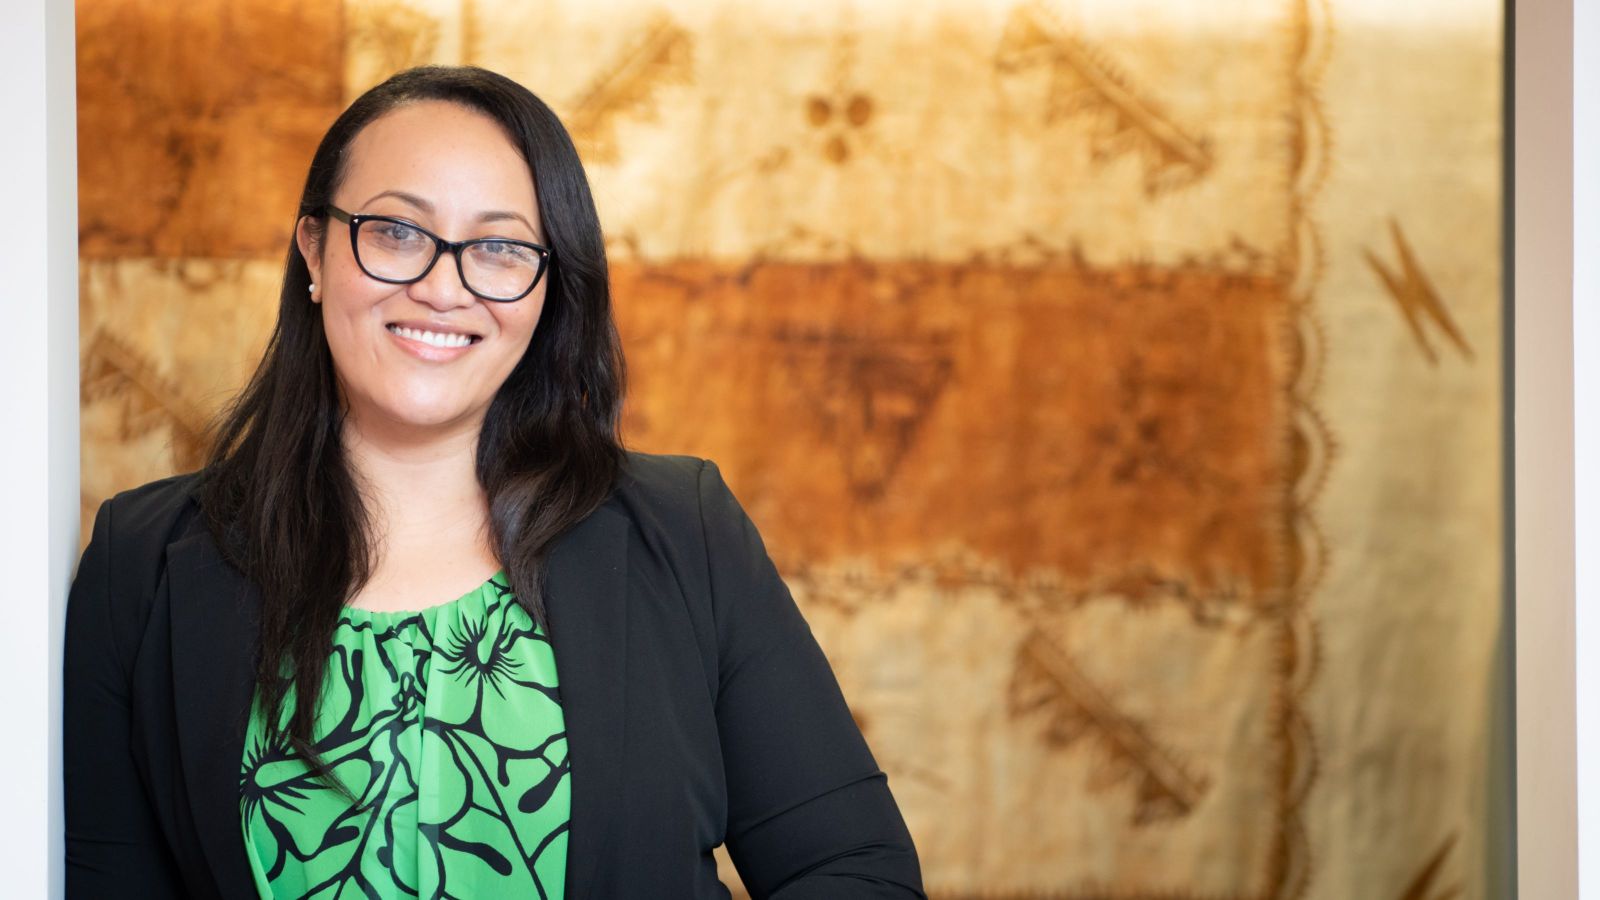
[77,0,1504,896]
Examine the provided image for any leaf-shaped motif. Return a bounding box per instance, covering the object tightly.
[519,759,571,813]
[441,830,514,876]
[319,824,360,850]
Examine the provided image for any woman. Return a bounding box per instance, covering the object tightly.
[63,65,923,899]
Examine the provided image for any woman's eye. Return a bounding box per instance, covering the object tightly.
[374,223,424,244]
[473,242,535,265]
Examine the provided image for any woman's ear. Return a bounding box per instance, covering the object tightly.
[296,215,324,303]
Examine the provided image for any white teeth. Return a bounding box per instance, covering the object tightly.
[388,325,474,349]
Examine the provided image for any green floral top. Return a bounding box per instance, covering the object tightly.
[238,570,570,899]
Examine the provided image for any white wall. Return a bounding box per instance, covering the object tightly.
[1516,0,1586,896]
[0,0,78,896]
[1575,0,1599,896]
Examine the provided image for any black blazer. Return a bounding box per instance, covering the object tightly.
[64,451,924,899]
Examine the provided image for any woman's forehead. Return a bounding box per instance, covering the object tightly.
[339,100,538,219]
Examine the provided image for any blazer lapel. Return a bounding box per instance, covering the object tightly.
[543,503,630,900]
[165,502,631,900]
[167,525,264,900]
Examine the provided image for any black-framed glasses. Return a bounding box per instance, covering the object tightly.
[324,204,552,302]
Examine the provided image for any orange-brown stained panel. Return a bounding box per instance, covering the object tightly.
[77,0,343,259]
[615,259,1291,601]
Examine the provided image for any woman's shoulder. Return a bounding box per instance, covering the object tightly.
[613,448,750,533]
[97,469,203,525]
[612,449,708,532]
[70,471,209,667]
[87,470,207,564]
[616,448,702,497]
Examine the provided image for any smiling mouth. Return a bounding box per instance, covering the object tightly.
[386,324,483,348]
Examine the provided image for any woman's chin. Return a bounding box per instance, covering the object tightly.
[366,396,483,434]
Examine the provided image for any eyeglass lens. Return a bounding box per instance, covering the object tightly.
[356,218,544,300]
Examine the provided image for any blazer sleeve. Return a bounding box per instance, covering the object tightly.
[63,499,185,898]
[697,459,925,899]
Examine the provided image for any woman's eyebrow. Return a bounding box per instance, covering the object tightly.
[478,209,539,236]
[361,189,433,212]
[359,190,538,236]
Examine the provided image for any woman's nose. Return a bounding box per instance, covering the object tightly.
[407,250,475,310]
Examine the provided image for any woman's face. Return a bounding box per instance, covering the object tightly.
[298,99,547,438]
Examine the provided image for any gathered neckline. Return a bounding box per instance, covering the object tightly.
[340,568,507,622]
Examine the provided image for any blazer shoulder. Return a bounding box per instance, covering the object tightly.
[611,447,766,536]
[99,469,206,556]
[83,470,208,605]
[613,449,707,528]
[71,470,207,680]
[617,448,704,490]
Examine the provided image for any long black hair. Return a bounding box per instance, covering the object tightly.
[198,66,626,794]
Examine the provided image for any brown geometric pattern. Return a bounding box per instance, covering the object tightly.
[613,256,1291,594]
[77,0,343,258]
[77,0,1504,897]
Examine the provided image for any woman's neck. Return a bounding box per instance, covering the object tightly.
[340,408,491,559]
